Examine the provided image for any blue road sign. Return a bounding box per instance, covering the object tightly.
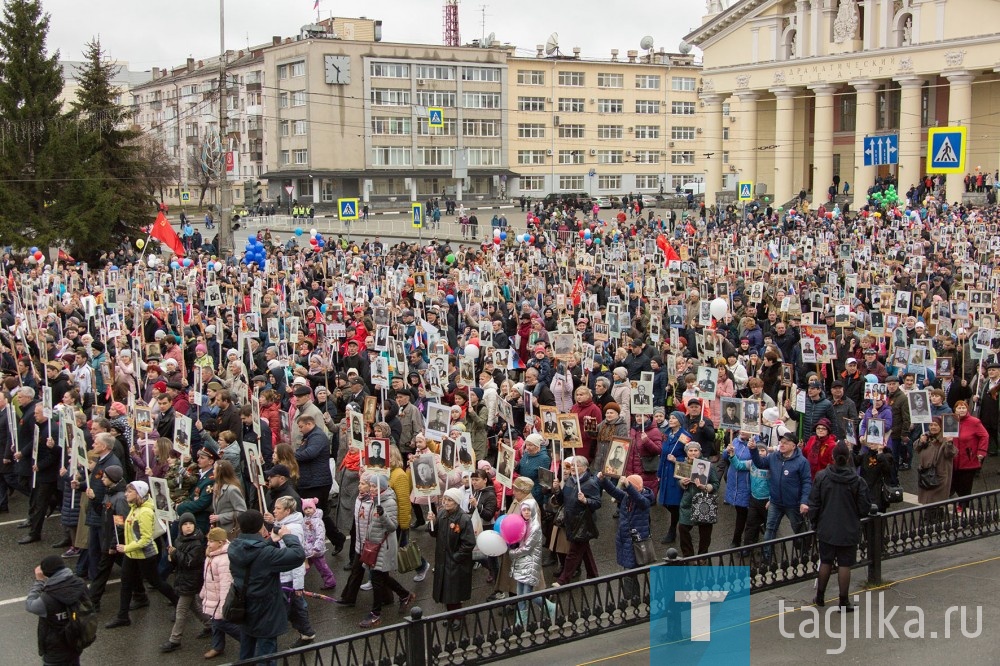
[428,107,444,128]
[738,182,752,201]
[926,126,966,174]
[338,198,359,220]
[412,203,423,228]
[863,134,898,166]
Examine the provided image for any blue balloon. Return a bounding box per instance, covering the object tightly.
[170,261,180,270]
[320,304,328,313]
[29,247,38,254]
[500,232,507,241]
[494,514,507,533]
[446,294,456,305]
[294,228,303,236]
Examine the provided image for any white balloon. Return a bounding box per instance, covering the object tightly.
[709,297,728,320]
[310,228,318,236]
[464,343,479,359]
[147,255,158,268]
[476,530,508,557]
[214,260,224,271]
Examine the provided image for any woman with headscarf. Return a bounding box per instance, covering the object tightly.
[656,411,693,545]
[914,417,956,513]
[598,472,653,598]
[626,413,663,498]
[334,417,363,563]
[803,417,837,480]
[507,496,556,627]
[677,441,720,557]
[429,487,476,624]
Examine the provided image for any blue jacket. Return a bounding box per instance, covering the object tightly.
[514,447,551,506]
[294,427,333,489]
[554,470,601,524]
[227,533,306,638]
[749,446,812,509]
[721,436,753,507]
[656,428,692,507]
[730,454,770,501]
[600,476,652,568]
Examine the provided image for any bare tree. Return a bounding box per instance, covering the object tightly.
[134,134,178,203]
[187,149,217,208]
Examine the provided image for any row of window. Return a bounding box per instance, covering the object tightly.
[370,147,502,167]
[369,117,502,136]
[516,70,696,91]
[516,150,665,165]
[517,174,696,192]
[516,97,695,114]
[370,63,502,82]
[371,89,502,108]
[515,125,703,140]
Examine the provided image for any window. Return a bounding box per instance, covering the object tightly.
[463,92,501,109]
[722,127,730,141]
[371,117,412,135]
[293,120,307,135]
[520,175,544,191]
[559,124,585,138]
[280,150,290,165]
[672,77,696,91]
[293,149,308,164]
[722,151,729,164]
[370,63,410,78]
[722,102,730,116]
[597,73,623,88]
[672,126,696,140]
[371,88,411,106]
[558,150,585,164]
[517,70,544,85]
[415,65,455,80]
[839,93,856,131]
[635,100,661,114]
[596,125,623,139]
[598,175,621,189]
[371,146,412,166]
[634,150,660,164]
[518,96,545,111]
[671,150,695,165]
[279,120,290,137]
[597,150,623,164]
[416,91,456,107]
[634,125,660,139]
[920,81,930,128]
[417,117,456,135]
[417,147,453,166]
[517,123,545,139]
[635,175,659,189]
[290,61,305,77]
[278,92,289,108]
[277,64,288,79]
[558,97,584,112]
[558,71,585,86]
[635,74,660,90]
[462,118,500,136]
[597,98,623,113]
[466,148,500,166]
[518,150,547,165]
[672,101,696,115]
[671,174,696,189]
[462,67,501,82]
[291,91,307,107]
[559,176,584,190]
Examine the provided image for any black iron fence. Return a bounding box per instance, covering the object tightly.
[229,488,1000,665]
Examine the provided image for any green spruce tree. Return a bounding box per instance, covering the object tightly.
[0,0,64,248]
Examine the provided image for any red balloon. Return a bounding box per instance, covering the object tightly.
[578,230,585,238]
[309,237,318,245]
[789,209,796,215]
[33,251,43,261]
[493,237,501,244]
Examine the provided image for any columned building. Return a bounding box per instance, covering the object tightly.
[685,0,1000,210]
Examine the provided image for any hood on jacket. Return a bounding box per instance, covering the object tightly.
[823,464,860,484]
[42,568,88,605]
[275,511,305,529]
[207,540,230,558]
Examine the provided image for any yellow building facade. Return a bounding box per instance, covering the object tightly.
[686,0,1000,210]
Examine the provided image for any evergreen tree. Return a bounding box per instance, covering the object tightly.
[0,0,64,248]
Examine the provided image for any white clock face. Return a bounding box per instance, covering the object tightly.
[324,55,351,84]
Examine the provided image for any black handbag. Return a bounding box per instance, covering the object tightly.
[567,509,599,542]
[222,551,256,624]
[917,444,945,490]
[630,529,657,566]
[882,484,904,504]
[640,455,659,474]
[690,491,718,525]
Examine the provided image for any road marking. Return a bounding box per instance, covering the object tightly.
[0,515,59,528]
[0,579,120,607]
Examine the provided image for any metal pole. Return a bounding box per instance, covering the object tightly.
[216,0,235,258]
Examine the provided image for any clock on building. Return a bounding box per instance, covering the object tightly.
[324,55,351,84]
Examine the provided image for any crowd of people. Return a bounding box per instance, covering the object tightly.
[10,180,1000,663]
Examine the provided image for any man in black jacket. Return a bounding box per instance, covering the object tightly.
[25,555,91,666]
[20,403,61,544]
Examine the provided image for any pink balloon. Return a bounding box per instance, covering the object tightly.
[500,515,526,545]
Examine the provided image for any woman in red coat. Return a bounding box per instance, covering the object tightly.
[803,418,837,480]
[951,400,989,508]
[626,412,664,497]
[571,386,605,462]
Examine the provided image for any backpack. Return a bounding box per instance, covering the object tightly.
[62,596,99,653]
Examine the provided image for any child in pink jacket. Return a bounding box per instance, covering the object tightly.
[302,497,337,590]
[201,528,237,660]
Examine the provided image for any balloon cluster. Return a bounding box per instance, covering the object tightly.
[307,227,326,253]
[243,237,266,267]
[170,258,195,270]
[871,185,899,210]
[28,246,43,262]
[491,229,508,245]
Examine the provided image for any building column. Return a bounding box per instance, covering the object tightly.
[702,94,725,208]
[895,76,924,189]
[770,87,797,205]
[736,91,760,193]
[946,70,974,126]
[851,80,879,210]
[809,84,837,201]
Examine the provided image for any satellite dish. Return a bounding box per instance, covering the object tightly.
[640,35,654,51]
[486,32,496,47]
[545,32,560,56]
[678,40,693,55]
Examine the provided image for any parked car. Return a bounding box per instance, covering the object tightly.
[541,192,591,208]
[591,196,616,209]
[640,194,657,207]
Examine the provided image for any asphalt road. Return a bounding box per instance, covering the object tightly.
[1,459,996,665]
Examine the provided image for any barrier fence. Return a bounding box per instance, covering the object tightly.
[229,488,1000,666]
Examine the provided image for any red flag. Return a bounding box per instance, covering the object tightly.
[655,234,680,264]
[570,275,585,306]
[150,212,185,256]
[57,249,74,262]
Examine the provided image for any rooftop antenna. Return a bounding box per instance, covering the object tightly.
[678,40,693,55]
[479,4,489,43]
[483,31,496,48]
[545,32,560,56]
[640,35,654,61]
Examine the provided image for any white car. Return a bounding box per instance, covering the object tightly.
[640,195,657,207]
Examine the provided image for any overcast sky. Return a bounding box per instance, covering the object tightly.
[43,0,705,70]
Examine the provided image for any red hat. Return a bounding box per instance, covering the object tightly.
[153,381,168,393]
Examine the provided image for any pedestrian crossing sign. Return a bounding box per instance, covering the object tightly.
[338,198,359,221]
[926,126,966,174]
[738,181,753,201]
[412,203,423,228]
[428,107,444,128]
[180,191,190,203]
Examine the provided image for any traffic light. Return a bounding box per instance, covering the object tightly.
[255,181,262,205]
